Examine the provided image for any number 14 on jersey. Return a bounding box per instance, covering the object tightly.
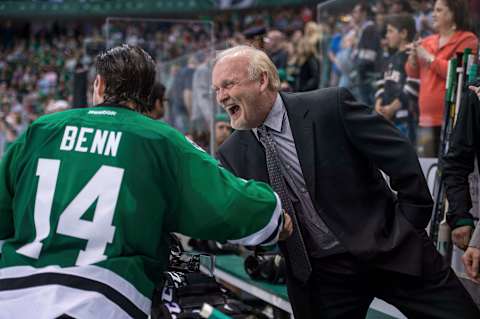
[17,158,124,266]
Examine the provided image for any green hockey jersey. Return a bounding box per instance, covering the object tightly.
[0,105,282,319]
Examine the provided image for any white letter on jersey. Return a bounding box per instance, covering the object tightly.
[60,126,78,151]
[17,159,60,259]
[75,127,94,153]
[90,130,109,155]
[104,131,122,157]
[57,165,124,265]
[17,159,124,265]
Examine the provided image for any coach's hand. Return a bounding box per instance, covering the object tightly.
[452,225,473,251]
[279,212,293,241]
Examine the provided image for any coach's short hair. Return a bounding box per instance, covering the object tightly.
[214,45,281,92]
[95,44,156,113]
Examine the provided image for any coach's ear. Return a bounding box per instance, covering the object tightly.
[93,74,106,105]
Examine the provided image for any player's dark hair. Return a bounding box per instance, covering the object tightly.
[150,82,166,105]
[95,44,156,113]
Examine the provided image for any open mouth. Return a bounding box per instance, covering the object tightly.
[226,104,240,117]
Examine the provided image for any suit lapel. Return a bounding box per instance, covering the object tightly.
[281,93,317,198]
[239,131,269,184]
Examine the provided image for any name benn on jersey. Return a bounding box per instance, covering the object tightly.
[60,125,122,157]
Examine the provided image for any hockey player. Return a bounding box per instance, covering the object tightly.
[0,45,291,319]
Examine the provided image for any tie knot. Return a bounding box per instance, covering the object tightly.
[257,125,269,139]
[258,124,267,132]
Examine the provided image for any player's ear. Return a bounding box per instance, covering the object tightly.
[93,74,106,105]
[95,74,106,97]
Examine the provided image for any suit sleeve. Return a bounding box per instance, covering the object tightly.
[0,132,26,253]
[442,89,480,229]
[337,87,433,229]
[165,134,283,246]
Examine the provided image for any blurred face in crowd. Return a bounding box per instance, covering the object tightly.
[264,31,283,53]
[391,3,402,14]
[386,24,405,49]
[416,0,431,12]
[351,5,366,25]
[215,120,232,146]
[212,55,271,130]
[376,12,386,30]
[432,0,454,32]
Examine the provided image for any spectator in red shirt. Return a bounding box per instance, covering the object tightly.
[405,0,478,157]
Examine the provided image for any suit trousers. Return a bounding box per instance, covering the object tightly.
[285,252,480,319]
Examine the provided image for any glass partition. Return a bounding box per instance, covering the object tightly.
[105,18,222,155]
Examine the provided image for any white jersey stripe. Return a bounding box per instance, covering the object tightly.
[0,265,151,314]
[228,192,282,246]
[0,285,129,319]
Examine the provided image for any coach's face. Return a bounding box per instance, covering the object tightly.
[212,56,268,130]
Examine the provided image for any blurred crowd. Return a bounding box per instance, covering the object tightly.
[1,0,480,156]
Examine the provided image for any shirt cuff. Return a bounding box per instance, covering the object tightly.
[454,218,475,229]
[469,226,480,249]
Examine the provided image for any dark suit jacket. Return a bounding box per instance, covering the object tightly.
[217,87,438,277]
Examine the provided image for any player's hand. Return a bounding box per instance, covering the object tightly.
[279,212,293,241]
[462,247,480,283]
[452,225,473,251]
[469,85,480,100]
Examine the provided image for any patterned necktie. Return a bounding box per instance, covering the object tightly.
[257,125,312,283]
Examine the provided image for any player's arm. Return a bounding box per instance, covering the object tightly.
[166,135,285,246]
[0,132,26,253]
